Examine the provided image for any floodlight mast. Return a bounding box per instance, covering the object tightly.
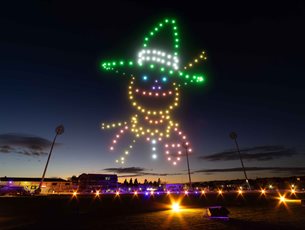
[182,141,192,190]
[230,132,251,190]
[36,125,64,194]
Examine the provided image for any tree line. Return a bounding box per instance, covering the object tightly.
[122,178,161,187]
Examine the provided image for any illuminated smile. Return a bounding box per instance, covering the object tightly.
[134,88,174,97]
[129,77,179,114]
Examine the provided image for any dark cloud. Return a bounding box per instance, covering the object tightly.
[0,133,55,157]
[194,167,305,175]
[0,145,14,153]
[103,167,184,177]
[103,167,146,174]
[200,145,301,162]
[140,172,184,177]
[117,174,143,178]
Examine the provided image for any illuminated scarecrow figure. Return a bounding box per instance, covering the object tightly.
[100,18,207,165]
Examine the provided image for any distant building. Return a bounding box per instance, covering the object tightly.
[78,173,118,192]
[0,177,72,194]
[165,183,184,192]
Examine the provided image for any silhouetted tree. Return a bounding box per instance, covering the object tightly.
[69,175,78,185]
[157,178,161,186]
[134,178,139,186]
[123,179,128,187]
[129,178,133,186]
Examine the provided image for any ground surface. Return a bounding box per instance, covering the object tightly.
[0,192,304,229]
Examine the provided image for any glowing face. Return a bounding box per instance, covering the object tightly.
[128,75,180,113]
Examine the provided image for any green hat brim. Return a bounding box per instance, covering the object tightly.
[100,59,205,85]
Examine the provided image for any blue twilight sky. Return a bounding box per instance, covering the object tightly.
[1,1,305,183]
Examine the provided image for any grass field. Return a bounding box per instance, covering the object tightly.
[0,192,304,229]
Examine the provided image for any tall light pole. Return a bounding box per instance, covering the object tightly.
[229,132,251,190]
[36,125,64,194]
[182,141,192,191]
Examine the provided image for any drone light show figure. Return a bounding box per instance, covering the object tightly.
[100,18,207,165]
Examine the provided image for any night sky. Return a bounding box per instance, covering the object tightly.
[1,1,305,183]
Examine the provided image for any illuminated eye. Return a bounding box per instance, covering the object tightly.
[142,75,148,81]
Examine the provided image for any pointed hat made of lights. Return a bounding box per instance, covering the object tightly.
[100,18,207,85]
